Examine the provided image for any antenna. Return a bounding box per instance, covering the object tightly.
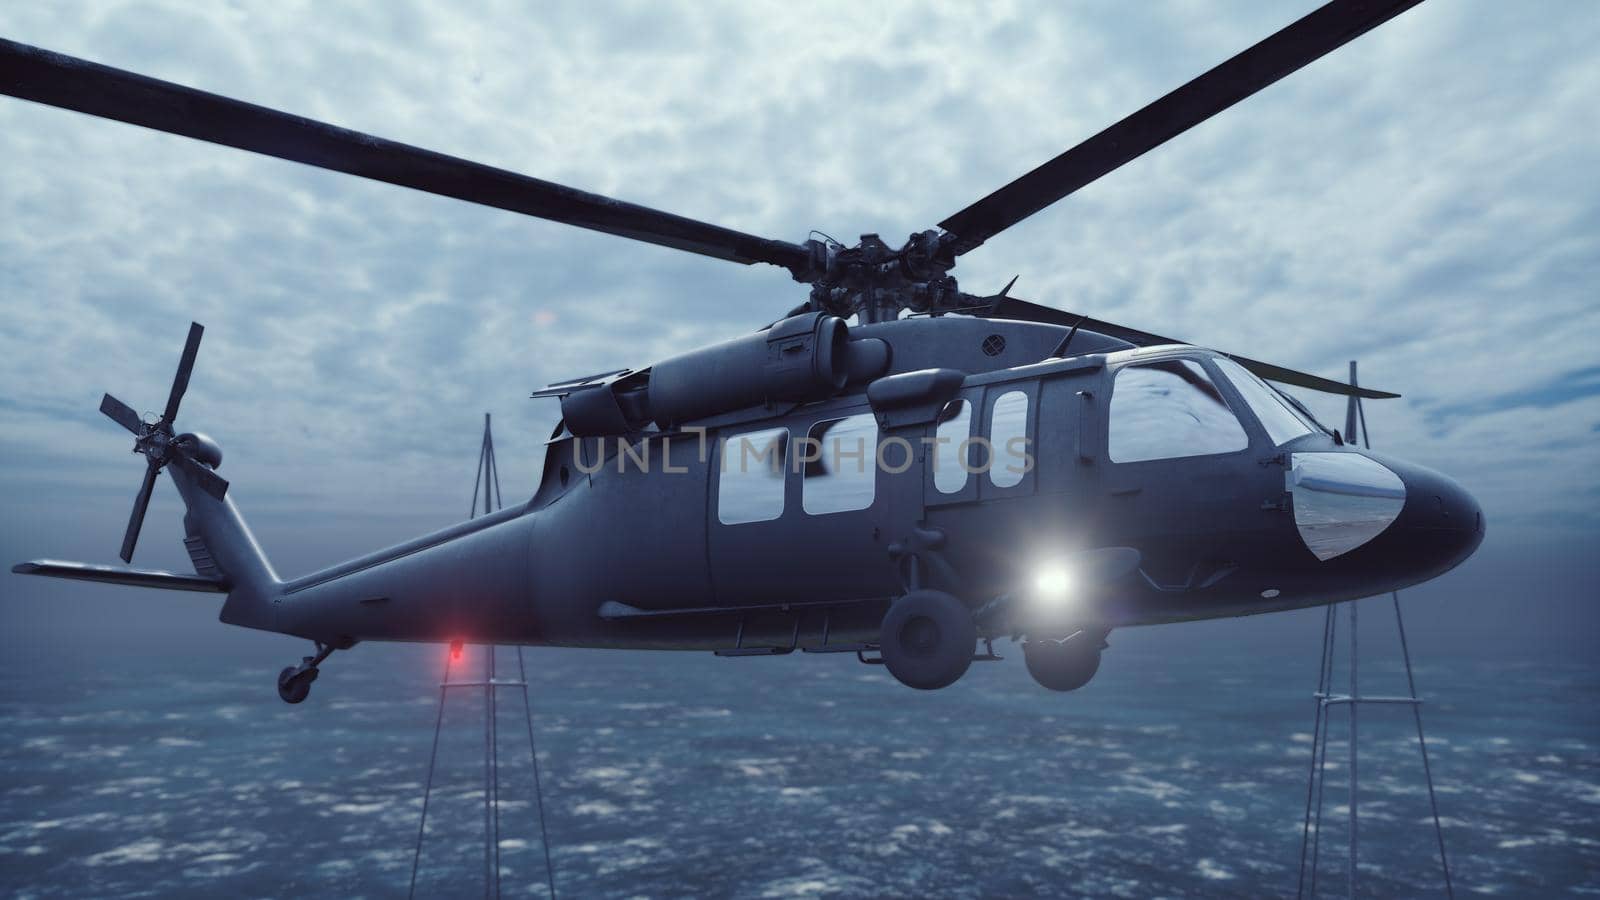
[410,414,557,899]
[1295,362,1454,899]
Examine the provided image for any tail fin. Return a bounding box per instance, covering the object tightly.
[170,462,281,631]
[11,458,283,629]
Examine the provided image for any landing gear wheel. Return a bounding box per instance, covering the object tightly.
[1023,638,1102,692]
[277,665,317,704]
[879,589,977,690]
[276,642,337,704]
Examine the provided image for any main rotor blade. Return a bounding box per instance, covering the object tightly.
[981,296,1399,399]
[100,393,143,435]
[1344,362,1360,441]
[120,459,160,563]
[0,39,810,273]
[1238,356,1397,401]
[938,0,1424,252]
[163,322,203,424]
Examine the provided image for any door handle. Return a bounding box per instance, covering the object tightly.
[1075,390,1094,465]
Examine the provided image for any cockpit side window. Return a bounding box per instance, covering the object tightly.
[1211,356,1316,446]
[1109,359,1249,463]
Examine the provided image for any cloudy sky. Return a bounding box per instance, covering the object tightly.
[1,1,1596,597]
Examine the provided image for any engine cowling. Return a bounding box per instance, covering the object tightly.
[646,312,849,428]
[556,312,890,436]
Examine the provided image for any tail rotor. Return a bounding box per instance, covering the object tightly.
[101,322,229,562]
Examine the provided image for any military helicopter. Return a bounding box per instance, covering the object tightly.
[6,0,1483,701]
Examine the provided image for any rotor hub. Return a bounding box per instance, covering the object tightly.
[799,230,980,323]
[134,424,175,465]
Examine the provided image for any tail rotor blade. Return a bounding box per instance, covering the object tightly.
[100,393,143,434]
[119,459,160,563]
[174,452,229,500]
[162,322,204,424]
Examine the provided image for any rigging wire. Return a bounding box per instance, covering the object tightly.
[520,647,558,899]
[408,651,452,899]
[1295,374,1454,898]
[413,413,558,897]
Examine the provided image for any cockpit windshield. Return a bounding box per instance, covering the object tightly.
[1270,384,1332,436]
[1211,356,1317,446]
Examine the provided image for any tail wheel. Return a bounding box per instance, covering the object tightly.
[277,666,315,704]
[879,589,976,690]
[1023,637,1103,692]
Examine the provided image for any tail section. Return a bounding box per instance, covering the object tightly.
[170,461,281,630]
[13,321,284,631]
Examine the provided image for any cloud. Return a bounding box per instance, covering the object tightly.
[1421,365,1600,422]
[0,0,1597,575]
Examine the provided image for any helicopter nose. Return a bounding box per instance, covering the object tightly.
[1285,451,1484,587]
[1374,456,1485,583]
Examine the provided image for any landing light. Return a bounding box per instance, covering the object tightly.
[1033,566,1074,610]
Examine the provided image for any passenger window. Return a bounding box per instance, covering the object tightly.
[989,390,1030,488]
[933,399,972,494]
[1211,356,1316,446]
[802,413,877,515]
[1109,360,1248,463]
[717,426,787,524]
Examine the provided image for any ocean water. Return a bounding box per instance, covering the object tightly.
[0,625,1595,898]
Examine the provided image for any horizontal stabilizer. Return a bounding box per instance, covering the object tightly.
[12,559,228,593]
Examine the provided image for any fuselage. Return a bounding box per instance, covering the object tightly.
[253,318,1484,655]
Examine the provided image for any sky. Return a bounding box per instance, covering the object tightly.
[0,1,1596,651]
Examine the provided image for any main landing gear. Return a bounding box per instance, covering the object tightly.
[277,642,336,704]
[878,589,978,690]
[876,588,1110,693]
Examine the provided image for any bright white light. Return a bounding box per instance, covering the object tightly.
[1033,566,1074,609]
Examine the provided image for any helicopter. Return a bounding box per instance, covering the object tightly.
[6,0,1483,701]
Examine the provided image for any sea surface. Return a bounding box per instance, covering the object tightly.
[1,618,1595,898]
